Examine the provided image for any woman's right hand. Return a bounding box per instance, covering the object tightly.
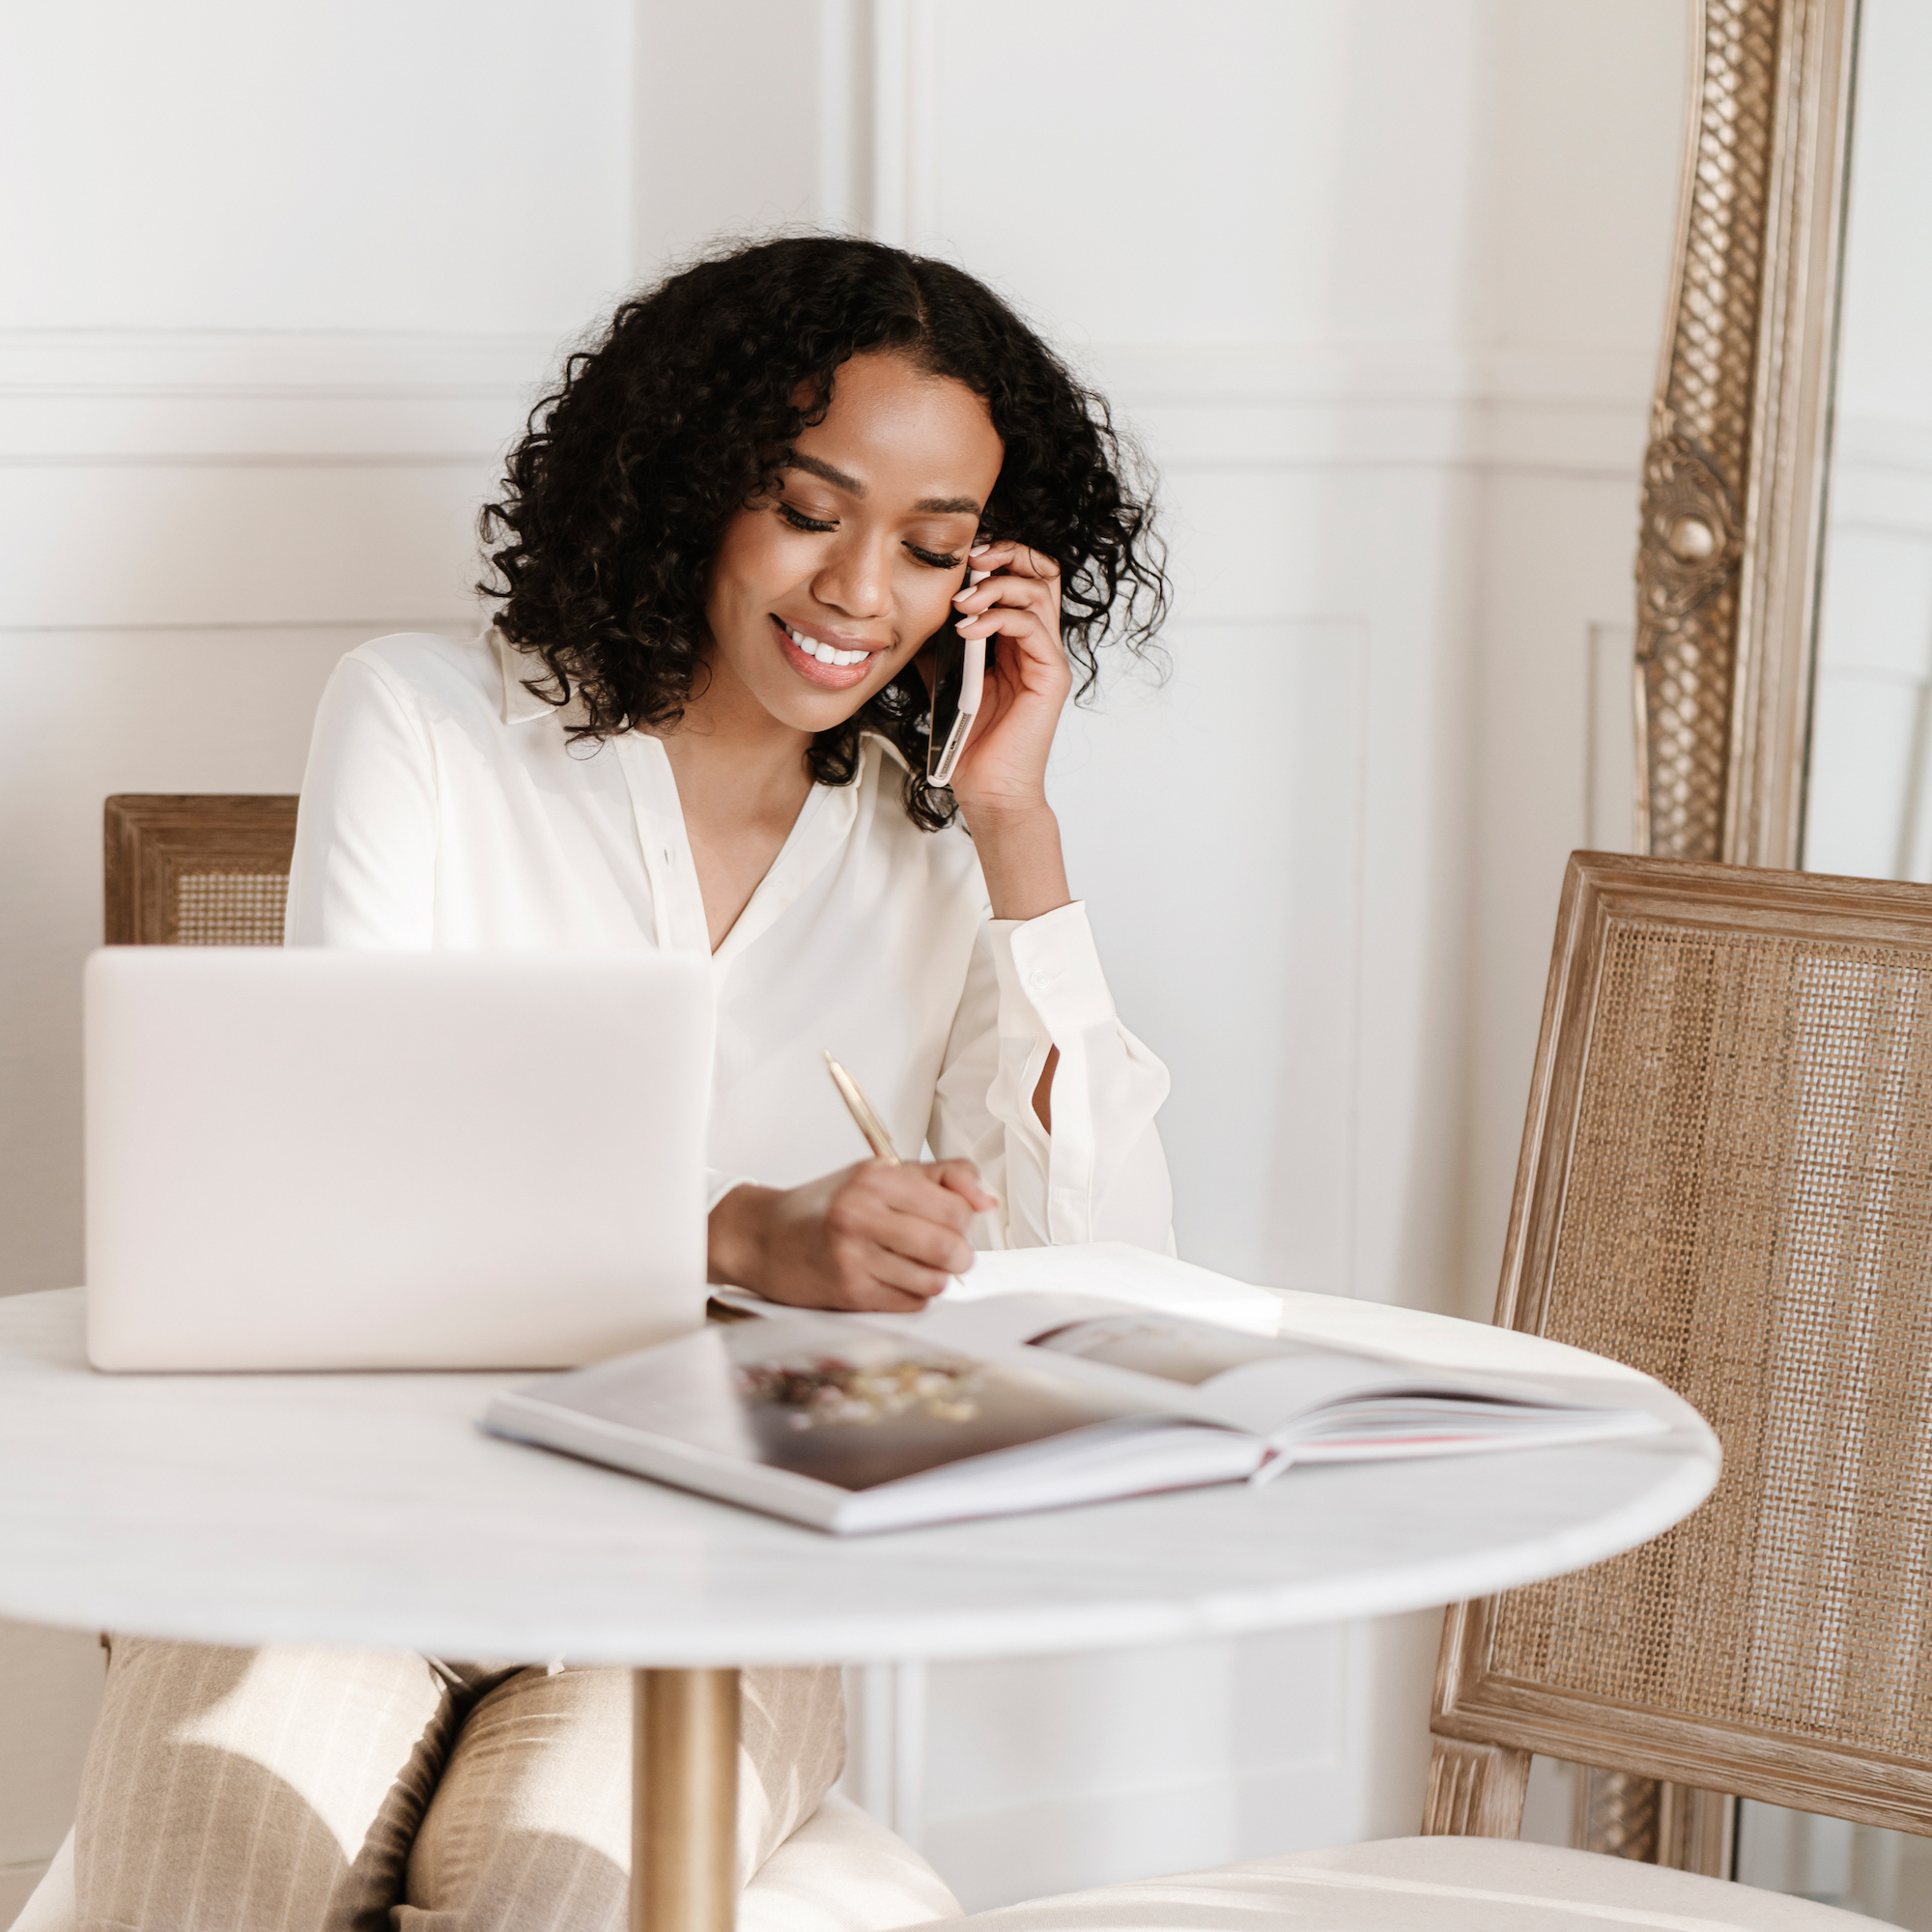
[707,1161,998,1312]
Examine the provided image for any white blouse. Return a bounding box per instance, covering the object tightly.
[286,630,1173,1252]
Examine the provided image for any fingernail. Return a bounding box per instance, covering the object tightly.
[970,543,991,556]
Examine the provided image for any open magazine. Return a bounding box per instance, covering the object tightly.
[481,1271,1665,1534]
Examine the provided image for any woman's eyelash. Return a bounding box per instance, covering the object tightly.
[778,502,959,571]
[777,502,837,533]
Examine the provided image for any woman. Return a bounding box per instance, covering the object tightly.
[73,237,1173,1930]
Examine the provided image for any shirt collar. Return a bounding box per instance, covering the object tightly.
[495,628,916,772]
[494,628,590,728]
[862,729,912,774]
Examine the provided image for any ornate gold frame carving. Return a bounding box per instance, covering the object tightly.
[1634,0,1859,867]
[1604,0,1861,1868]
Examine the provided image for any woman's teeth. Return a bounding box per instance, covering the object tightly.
[784,623,867,668]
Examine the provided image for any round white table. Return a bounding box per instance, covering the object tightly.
[0,1286,1719,1930]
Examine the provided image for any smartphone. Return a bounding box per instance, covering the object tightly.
[927,566,991,786]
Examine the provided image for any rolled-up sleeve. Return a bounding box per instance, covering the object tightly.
[930,900,1173,1252]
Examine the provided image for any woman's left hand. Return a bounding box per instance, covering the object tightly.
[940,539,1073,1127]
[943,541,1071,822]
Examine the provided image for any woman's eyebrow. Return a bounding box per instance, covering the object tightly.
[781,451,980,516]
[782,450,866,495]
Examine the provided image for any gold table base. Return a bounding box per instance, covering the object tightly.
[633,1667,742,1932]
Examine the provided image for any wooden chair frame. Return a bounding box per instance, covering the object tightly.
[102,795,298,946]
[1425,852,1932,1869]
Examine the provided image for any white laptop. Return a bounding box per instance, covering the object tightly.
[84,948,712,1372]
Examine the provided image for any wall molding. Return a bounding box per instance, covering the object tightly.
[0,328,1655,479]
[1819,419,1932,534]
[1093,343,1652,478]
[0,328,561,389]
[840,1662,928,1848]
[863,1,941,249]
[0,616,478,637]
[0,455,500,469]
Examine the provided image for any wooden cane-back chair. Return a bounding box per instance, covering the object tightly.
[905,851,1912,1924]
[1425,852,1932,1872]
[102,795,298,946]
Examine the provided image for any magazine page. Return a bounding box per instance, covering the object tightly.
[715,1243,1287,1340]
[497,1310,1244,1494]
[884,1295,1662,1449]
[876,1293,1425,1428]
[933,1242,1284,1335]
[721,1315,1174,1492]
[1026,1308,1396,1428]
[1021,1306,1665,1449]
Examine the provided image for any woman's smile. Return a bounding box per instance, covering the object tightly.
[771,612,887,688]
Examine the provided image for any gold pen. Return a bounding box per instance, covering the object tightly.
[823,1050,901,1164]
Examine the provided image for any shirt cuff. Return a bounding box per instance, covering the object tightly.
[987,900,1118,1041]
[705,1170,758,1215]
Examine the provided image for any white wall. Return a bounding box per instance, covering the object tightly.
[0,0,1688,1916]
[1803,0,1932,883]
[1458,0,1689,1316]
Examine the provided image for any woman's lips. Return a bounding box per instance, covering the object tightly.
[772,614,879,690]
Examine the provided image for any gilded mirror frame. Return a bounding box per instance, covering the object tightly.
[1635,0,1859,868]
[1588,0,1861,1868]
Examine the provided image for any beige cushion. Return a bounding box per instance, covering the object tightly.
[12,1797,960,1932]
[746,1793,960,1930]
[933,1834,1878,1930]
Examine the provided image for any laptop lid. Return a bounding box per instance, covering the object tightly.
[84,948,710,1372]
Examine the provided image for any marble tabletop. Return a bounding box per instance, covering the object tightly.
[0,1287,1719,1666]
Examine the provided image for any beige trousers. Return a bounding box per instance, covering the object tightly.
[73,1638,846,1932]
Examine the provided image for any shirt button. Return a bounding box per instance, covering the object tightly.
[1029,969,1054,991]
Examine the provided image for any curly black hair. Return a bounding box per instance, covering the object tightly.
[478,234,1167,830]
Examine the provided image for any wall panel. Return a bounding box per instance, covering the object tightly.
[0,3,631,334]
[0,471,490,631]
[1804,425,1932,880]
[917,0,1479,353]
[1460,467,1651,1321]
[923,1627,1350,1912]
[1052,617,1365,1289]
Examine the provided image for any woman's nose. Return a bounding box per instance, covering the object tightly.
[811,533,892,620]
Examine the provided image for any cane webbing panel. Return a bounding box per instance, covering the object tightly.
[103,795,298,946]
[174,870,289,946]
[1486,916,1932,1761]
